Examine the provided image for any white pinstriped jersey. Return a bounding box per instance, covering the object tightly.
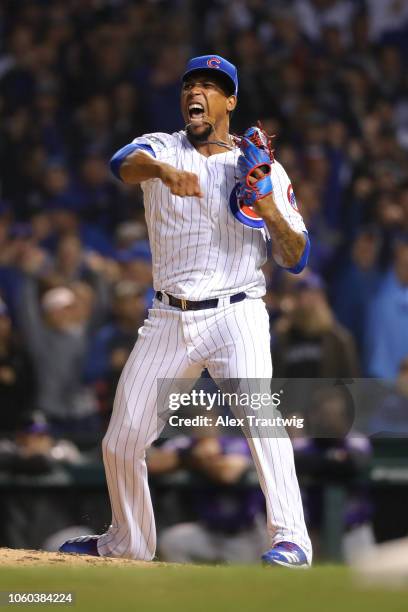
[133,130,307,300]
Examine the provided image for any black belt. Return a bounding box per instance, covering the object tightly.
[155,291,246,311]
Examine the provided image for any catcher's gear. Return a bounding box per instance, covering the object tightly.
[231,125,275,229]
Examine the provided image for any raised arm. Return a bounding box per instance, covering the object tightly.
[18,272,46,355]
[236,130,310,273]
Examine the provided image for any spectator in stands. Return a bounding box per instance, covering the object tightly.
[0,411,84,549]
[272,271,360,378]
[115,240,154,303]
[148,436,267,564]
[114,220,148,250]
[332,228,382,357]
[365,239,408,379]
[75,153,127,235]
[0,411,83,475]
[18,256,103,434]
[54,233,87,283]
[0,298,35,434]
[85,280,146,415]
[42,207,114,258]
[368,357,408,437]
[294,0,358,44]
[43,233,112,313]
[111,82,147,151]
[69,95,114,160]
[366,0,408,45]
[40,161,79,213]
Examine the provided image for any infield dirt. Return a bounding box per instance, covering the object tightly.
[0,547,160,568]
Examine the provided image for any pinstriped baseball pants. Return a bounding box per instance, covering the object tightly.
[97,297,312,562]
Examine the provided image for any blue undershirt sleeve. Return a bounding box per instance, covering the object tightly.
[282,232,310,274]
[109,143,156,181]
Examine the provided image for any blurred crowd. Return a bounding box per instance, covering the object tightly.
[0,0,407,559]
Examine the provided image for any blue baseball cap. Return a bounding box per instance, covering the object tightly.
[182,55,238,96]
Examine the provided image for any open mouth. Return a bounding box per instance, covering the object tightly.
[188,102,205,123]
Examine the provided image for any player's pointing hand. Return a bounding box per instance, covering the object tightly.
[159,164,203,197]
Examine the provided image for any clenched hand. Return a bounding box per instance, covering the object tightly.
[159,163,203,197]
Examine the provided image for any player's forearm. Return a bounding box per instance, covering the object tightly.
[260,196,307,267]
[119,150,168,185]
[114,147,202,196]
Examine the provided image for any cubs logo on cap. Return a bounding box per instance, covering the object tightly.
[229,185,265,230]
[182,55,238,96]
[207,57,221,69]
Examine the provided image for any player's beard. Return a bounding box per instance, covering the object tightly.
[186,122,213,144]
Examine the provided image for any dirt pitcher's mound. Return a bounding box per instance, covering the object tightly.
[0,547,161,568]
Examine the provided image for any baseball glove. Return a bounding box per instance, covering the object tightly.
[237,125,274,206]
[230,124,275,229]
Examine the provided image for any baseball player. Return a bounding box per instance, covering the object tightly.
[60,55,312,567]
